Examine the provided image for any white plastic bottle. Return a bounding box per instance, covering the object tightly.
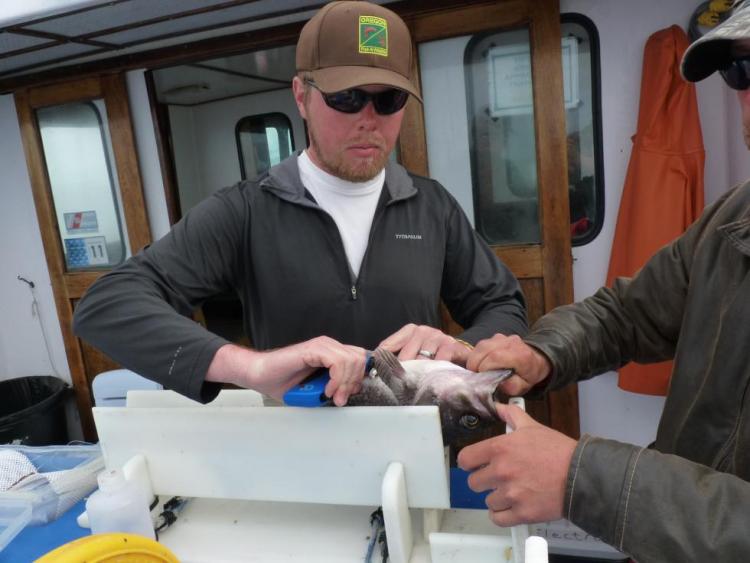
[525,536,549,563]
[85,468,155,539]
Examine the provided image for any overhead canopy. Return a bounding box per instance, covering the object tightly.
[0,0,396,91]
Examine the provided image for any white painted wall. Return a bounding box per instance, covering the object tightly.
[0,94,70,383]
[0,0,749,448]
[127,70,171,241]
[169,88,305,211]
[169,105,203,213]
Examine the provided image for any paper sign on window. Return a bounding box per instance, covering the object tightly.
[488,36,579,117]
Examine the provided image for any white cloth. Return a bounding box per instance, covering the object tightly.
[297,151,384,277]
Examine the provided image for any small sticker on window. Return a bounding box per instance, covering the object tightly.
[64,211,98,234]
[64,236,109,268]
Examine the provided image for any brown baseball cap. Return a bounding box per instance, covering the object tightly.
[296,1,422,101]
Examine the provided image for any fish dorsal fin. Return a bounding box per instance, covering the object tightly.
[372,348,406,386]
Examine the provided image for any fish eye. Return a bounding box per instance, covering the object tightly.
[459,413,480,429]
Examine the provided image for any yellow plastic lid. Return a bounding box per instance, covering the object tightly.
[34,532,179,562]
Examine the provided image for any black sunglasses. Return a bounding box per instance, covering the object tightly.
[305,80,409,115]
[720,57,750,90]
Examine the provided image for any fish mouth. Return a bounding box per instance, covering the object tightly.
[473,373,512,417]
[492,385,510,406]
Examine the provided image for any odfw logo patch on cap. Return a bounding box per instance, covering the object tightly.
[358,15,388,57]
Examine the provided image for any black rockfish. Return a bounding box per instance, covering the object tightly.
[346,348,509,457]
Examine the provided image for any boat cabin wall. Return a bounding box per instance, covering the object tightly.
[0,0,748,445]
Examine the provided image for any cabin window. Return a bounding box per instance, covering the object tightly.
[419,14,603,246]
[561,14,603,245]
[464,27,542,245]
[36,100,129,271]
[236,112,295,180]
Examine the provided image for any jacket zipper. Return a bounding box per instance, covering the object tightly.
[307,206,359,301]
[350,193,390,302]
[302,182,395,303]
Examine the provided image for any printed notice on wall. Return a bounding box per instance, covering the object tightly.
[64,210,99,234]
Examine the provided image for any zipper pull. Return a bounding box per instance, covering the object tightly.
[351,286,358,300]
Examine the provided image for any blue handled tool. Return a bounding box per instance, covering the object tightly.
[283,351,376,407]
[283,369,332,407]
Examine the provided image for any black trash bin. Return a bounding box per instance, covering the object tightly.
[0,376,69,445]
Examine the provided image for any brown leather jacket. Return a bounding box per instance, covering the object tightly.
[525,182,750,562]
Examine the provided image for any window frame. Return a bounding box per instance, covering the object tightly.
[462,12,604,247]
[563,12,605,246]
[38,100,129,271]
[235,111,295,180]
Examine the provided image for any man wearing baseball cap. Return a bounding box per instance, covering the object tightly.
[455,2,750,561]
[74,2,526,410]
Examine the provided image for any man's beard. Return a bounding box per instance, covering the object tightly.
[308,128,390,182]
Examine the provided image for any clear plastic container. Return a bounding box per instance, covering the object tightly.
[0,493,32,552]
[85,468,155,539]
[0,443,103,525]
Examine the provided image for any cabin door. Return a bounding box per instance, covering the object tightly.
[399,0,579,437]
[15,75,151,440]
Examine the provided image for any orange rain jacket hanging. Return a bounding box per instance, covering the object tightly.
[606,25,705,395]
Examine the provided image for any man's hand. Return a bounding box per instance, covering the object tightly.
[378,323,471,364]
[467,334,552,396]
[457,403,577,527]
[206,337,367,406]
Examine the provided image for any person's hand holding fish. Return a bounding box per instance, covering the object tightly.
[378,323,473,364]
[457,403,577,527]
[208,336,367,406]
[466,334,552,396]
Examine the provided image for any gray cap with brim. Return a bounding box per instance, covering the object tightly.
[682,0,750,82]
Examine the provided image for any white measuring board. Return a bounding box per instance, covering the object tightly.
[93,405,450,509]
[126,388,264,408]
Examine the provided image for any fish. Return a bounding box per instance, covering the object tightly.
[345,348,509,458]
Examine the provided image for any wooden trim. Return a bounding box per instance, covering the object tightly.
[530,0,579,438]
[532,0,573,307]
[145,71,182,225]
[102,74,152,253]
[407,0,529,42]
[26,77,103,108]
[397,44,427,177]
[64,272,106,299]
[548,385,580,439]
[15,89,97,439]
[496,246,543,279]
